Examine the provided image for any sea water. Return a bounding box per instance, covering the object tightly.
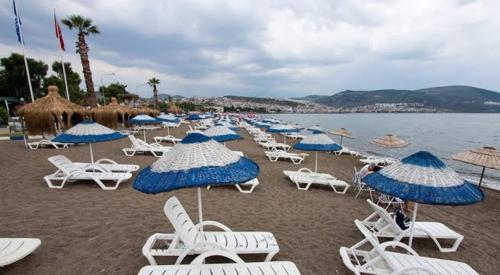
[266,113,500,190]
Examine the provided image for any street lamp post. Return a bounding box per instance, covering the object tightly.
[100,72,116,104]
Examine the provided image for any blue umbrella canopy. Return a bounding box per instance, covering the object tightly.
[186,114,202,121]
[204,125,241,142]
[363,151,484,205]
[268,124,300,133]
[157,114,180,123]
[129,114,160,124]
[308,125,325,133]
[215,121,239,131]
[263,118,280,124]
[53,120,126,144]
[255,121,271,129]
[133,133,259,194]
[294,133,342,151]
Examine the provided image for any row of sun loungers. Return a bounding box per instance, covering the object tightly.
[25,138,73,150]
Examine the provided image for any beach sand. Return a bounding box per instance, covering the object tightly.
[0,124,499,274]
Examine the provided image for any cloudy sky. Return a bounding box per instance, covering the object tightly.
[1,0,500,98]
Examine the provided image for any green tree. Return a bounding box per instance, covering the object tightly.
[0,53,48,101]
[43,61,85,104]
[61,15,100,107]
[147,77,160,110]
[98,82,130,103]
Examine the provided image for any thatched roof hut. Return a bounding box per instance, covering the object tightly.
[92,97,135,128]
[134,107,159,117]
[18,86,86,134]
[168,104,182,114]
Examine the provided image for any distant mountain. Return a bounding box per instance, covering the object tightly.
[153,93,185,100]
[224,95,304,107]
[296,86,500,112]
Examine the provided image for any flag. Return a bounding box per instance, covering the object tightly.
[54,12,65,51]
[13,0,24,44]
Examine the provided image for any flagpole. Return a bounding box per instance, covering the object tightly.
[14,0,34,102]
[60,48,70,100]
[54,9,70,100]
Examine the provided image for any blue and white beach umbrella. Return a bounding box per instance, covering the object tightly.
[215,121,239,131]
[129,114,160,141]
[133,133,259,234]
[158,114,180,136]
[263,118,280,124]
[186,114,202,121]
[255,121,271,129]
[363,151,484,247]
[204,125,241,143]
[294,133,342,172]
[308,125,325,134]
[268,124,301,144]
[53,120,127,165]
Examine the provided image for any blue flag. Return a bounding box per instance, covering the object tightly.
[13,0,24,44]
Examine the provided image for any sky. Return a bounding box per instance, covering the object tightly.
[1,0,500,98]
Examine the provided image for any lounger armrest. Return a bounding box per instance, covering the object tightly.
[80,164,112,173]
[380,241,420,256]
[95,158,118,165]
[393,266,438,275]
[191,249,245,265]
[297,167,313,173]
[194,220,232,232]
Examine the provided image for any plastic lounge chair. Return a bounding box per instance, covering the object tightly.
[122,135,171,157]
[154,135,182,144]
[353,167,374,200]
[138,249,300,275]
[283,168,350,194]
[376,194,404,211]
[49,155,139,173]
[44,156,132,190]
[207,178,260,194]
[339,220,477,274]
[25,138,72,150]
[361,199,464,253]
[334,146,360,156]
[359,156,396,166]
[142,196,279,265]
[265,150,307,164]
[259,141,290,151]
[0,238,41,267]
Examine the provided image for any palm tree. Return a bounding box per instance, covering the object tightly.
[147,77,160,110]
[61,15,100,107]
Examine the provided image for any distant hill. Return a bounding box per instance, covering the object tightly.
[224,95,305,107]
[153,94,185,100]
[296,86,500,112]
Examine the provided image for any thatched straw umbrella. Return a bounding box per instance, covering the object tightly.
[452,146,500,187]
[134,107,159,117]
[372,134,409,148]
[92,97,134,128]
[330,128,354,145]
[18,86,86,134]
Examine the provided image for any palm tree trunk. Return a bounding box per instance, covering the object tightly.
[153,85,158,110]
[78,33,97,107]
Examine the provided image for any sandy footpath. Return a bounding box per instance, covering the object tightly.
[0,124,499,274]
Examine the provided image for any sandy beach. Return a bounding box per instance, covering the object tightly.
[1,124,499,274]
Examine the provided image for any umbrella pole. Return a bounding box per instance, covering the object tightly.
[340,136,343,146]
[89,143,95,174]
[315,151,318,172]
[143,129,147,142]
[167,126,170,136]
[408,202,419,248]
[479,166,486,188]
[197,187,204,242]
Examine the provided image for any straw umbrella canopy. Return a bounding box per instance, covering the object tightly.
[452,146,500,187]
[330,128,354,145]
[92,97,134,128]
[372,134,409,148]
[18,86,86,134]
[363,151,484,248]
[134,107,159,117]
[133,133,259,237]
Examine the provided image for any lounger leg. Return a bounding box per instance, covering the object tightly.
[264,251,277,262]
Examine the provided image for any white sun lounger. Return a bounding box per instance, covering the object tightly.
[44,156,132,190]
[25,138,72,150]
[283,168,350,194]
[339,220,478,274]
[122,135,172,157]
[49,155,139,173]
[359,156,396,166]
[361,199,464,253]
[265,150,308,164]
[154,135,182,144]
[259,141,290,151]
[207,178,260,194]
[142,196,279,265]
[283,133,306,140]
[0,238,41,267]
[334,146,360,156]
[138,250,300,275]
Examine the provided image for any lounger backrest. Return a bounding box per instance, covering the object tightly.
[354,220,399,271]
[366,199,404,234]
[164,196,198,246]
[48,155,81,175]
